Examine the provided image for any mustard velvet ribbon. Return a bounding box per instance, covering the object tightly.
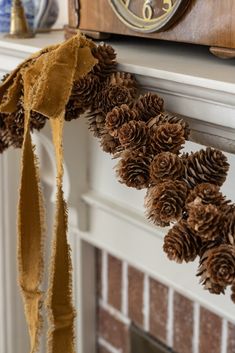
[0,33,97,353]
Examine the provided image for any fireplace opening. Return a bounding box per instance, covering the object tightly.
[130,325,172,353]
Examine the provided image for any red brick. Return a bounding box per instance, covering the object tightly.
[149,278,168,345]
[108,255,122,311]
[199,307,222,353]
[96,248,103,298]
[227,322,235,353]
[98,307,130,353]
[128,266,144,327]
[173,292,193,353]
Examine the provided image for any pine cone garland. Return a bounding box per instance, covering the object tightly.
[134,93,164,121]
[105,104,139,137]
[198,244,235,288]
[108,72,137,91]
[70,74,101,109]
[91,43,117,78]
[150,152,184,183]
[97,84,136,113]
[152,123,185,154]
[65,100,85,121]
[184,147,229,188]
[118,120,149,149]
[100,131,122,155]
[86,110,106,137]
[187,201,223,241]
[231,282,235,303]
[116,150,151,189]
[147,112,190,139]
[186,183,228,208]
[163,219,202,263]
[145,180,188,226]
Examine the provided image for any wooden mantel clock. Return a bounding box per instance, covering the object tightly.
[66,0,235,59]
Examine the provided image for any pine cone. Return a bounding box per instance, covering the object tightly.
[30,111,47,131]
[105,105,139,137]
[198,244,235,289]
[86,110,106,137]
[118,120,149,149]
[70,74,101,110]
[184,147,229,188]
[231,282,235,303]
[145,180,188,226]
[224,207,235,245]
[134,93,164,121]
[65,100,85,121]
[100,131,122,155]
[186,183,228,208]
[116,150,151,189]
[152,123,185,154]
[187,201,224,241]
[0,129,11,153]
[91,44,117,78]
[150,152,184,183]
[163,219,201,263]
[108,72,137,91]
[147,112,190,139]
[97,85,136,113]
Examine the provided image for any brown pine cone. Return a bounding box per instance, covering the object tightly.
[100,131,122,155]
[145,180,188,226]
[186,183,228,208]
[223,207,235,245]
[198,244,235,289]
[115,150,151,189]
[187,201,224,242]
[108,72,137,91]
[231,282,235,303]
[86,110,106,137]
[30,111,47,131]
[97,84,136,113]
[163,219,202,263]
[118,120,149,149]
[69,74,101,110]
[152,123,185,154]
[134,93,164,121]
[105,105,139,137]
[147,112,190,139]
[184,147,229,188]
[0,129,11,153]
[150,152,184,183]
[65,100,85,121]
[91,44,117,78]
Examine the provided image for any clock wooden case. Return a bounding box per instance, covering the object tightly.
[66,0,235,59]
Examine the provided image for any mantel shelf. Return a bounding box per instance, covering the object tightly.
[0,31,234,153]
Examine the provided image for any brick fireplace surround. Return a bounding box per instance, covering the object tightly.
[95,249,235,353]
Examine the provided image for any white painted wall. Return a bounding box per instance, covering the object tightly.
[53,0,68,29]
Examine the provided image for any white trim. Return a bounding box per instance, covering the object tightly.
[102,250,108,304]
[0,155,7,353]
[167,287,174,348]
[193,302,200,353]
[121,261,128,317]
[221,319,228,353]
[98,337,122,353]
[99,299,130,326]
[143,274,150,332]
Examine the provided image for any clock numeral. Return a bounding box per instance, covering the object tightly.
[162,0,173,13]
[142,0,153,20]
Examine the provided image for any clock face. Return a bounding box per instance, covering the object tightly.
[108,0,190,33]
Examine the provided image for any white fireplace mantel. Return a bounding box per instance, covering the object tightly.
[0,31,235,353]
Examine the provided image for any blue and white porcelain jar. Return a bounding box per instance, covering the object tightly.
[0,0,35,32]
